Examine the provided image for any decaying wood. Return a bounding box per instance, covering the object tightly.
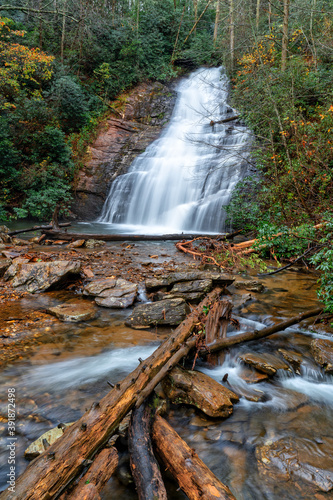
[129,398,167,500]
[41,230,227,242]
[4,288,222,500]
[161,366,239,418]
[8,223,71,236]
[205,299,233,343]
[152,414,236,500]
[201,307,323,356]
[61,447,118,500]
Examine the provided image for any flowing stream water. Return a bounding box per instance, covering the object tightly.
[98,67,252,234]
[1,67,333,499]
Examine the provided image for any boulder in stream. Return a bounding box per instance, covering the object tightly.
[311,338,333,373]
[6,260,81,293]
[125,298,190,328]
[162,366,239,418]
[234,280,265,293]
[83,277,138,308]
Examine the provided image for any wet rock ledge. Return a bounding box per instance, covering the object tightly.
[71,81,177,220]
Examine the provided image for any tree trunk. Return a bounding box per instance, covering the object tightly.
[61,0,67,64]
[281,0,289,71]
[152,415,236,500]
[229,0,235,69]
[256,0,260,29]
[213,0,220,44]
[3,289,222,500]
[129,398,167,500]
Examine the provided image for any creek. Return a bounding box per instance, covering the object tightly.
[1,67,332,499]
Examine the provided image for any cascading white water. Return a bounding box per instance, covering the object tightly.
[98,67,252,234]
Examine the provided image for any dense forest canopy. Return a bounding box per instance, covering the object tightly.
[0,0,332,227]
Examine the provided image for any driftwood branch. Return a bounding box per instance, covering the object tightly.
[201,307,323,355]
[210,115,239,125]
[8,223,71,236]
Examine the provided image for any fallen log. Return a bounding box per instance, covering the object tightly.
[3,288,222,500]
[41,230,227,242]
[8,223,71,236]
[152,414,236,500]
[129,398,167,500]
[61,447,118,500]
[161,366,239,418]
[210,115,240,125]
[201,307,323,356]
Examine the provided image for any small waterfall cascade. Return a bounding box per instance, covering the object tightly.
[98,67,252,234]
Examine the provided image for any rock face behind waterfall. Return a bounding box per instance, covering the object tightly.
[71,81,176,220]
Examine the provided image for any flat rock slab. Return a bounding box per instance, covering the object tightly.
[311,338,333,373]
[239,353,291,375]
[8,260,81,293]
[126,298,190,328]
[162,366,239,418]
[145,271,234,292]
[171,279,212,294]
[47,301,97,322]
[256,436,333,492]
[25,423,73,460]
[84,277,138,308]
[234,280,264,292]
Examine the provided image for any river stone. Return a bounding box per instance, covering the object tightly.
[256,436,333,492]
[234,280,265,292]
[162,366,239,418]
[8,261,81,293]
[47,301,97,322]
[0,258,11,277]
[145,271,234,292]
[171,279,212,294]
[278,348,304,374]
[84,278,138,308]
[238,366,270,383]
[24,423,73,460]
[311,338,333,373]
[85,239,106,248]
[239,353,291,375]
[125,298,190,328]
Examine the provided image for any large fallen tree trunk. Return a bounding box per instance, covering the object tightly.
[201,306,323,355]
[8,223,71,236]
[40,230,228,242]
[152,414,236,500]
[129,398,167,500]
[2,288,222,500]
[60,447,118,500]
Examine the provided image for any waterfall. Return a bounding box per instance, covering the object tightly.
[98,67,252,234]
